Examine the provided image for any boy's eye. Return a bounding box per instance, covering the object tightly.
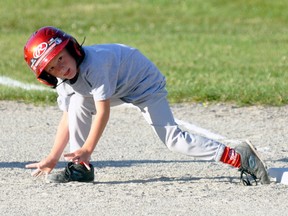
[58,56,62,62]
[48,67,54,73]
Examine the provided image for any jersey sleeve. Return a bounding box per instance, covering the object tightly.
[56,82,75,112]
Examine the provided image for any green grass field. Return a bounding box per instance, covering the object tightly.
[1,0,288,105]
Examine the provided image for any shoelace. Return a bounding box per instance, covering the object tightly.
[239,168,258,186]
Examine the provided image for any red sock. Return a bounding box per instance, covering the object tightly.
[220,147,241,168]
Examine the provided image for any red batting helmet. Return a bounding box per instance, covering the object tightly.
[24,26,84,87]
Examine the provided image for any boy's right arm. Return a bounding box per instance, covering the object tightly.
[48,111,69,161]
[25,112,69,176]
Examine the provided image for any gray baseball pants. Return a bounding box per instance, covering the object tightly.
[67,92,225,162]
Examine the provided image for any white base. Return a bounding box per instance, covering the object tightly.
[268,168,288,185]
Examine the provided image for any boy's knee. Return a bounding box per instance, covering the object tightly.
[154,125,185,153]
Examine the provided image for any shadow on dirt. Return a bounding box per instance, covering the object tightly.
[0,159,210,169]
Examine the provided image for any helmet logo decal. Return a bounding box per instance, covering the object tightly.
[33,42,48,58]
[30,37,63,69]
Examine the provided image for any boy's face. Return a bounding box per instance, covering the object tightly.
[44,49,77,80]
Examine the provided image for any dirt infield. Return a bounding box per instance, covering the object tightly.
[1,100,287,216]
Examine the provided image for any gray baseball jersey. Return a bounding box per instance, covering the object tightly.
[56,44,166,111]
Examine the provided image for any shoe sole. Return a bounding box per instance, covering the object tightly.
[244,140,271,184]
[245,140,268,169]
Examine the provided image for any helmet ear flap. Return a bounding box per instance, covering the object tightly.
[38,71,58,87]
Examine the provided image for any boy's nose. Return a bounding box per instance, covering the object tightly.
[56,64,66,73]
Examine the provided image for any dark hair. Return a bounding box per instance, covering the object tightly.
[65,39,85,67]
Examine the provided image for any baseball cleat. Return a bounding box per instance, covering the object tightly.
[46,162,94,183]
[235,140,270,186]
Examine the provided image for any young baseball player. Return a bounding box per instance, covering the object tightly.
[24,26,270,185]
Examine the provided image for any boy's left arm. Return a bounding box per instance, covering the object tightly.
[64,99,110,165]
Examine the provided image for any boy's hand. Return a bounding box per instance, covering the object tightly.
[25,156,58,177]
[64,148,91,170]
